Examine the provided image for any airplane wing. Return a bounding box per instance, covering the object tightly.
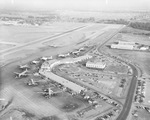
[14,72,19,75]
[22,74,28,76]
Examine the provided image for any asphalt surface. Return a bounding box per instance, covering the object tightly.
[116,64,138,120]
[96,26,139,120]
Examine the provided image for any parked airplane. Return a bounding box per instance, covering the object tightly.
[27,78,47,86]
[38,88,62,98]
[27,79,39,86]
[19,64,30,69]
[31,60,40,64]
[14,69,29,78]
[40,56,53,61]
[33,72,41,77]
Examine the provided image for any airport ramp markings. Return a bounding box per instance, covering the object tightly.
[1,85,62,116]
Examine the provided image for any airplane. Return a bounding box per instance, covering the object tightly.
[18,64,30,69]
[27,79,39,86]
[37,88,62,98]
[58,54,66,58]
[27,78,48,86]
[30,60,40,65]
[33,72,41,77]
[40,56,53,61]
[14,69,29,78]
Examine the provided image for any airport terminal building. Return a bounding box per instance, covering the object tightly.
[39,70,86,94]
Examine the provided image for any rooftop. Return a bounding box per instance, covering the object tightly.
[39,70,86,93]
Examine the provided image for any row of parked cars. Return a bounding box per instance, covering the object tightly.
[136,105,150,113]
[76,89,121,119]
[95,108,121,120]
[98,95,121,108]
[134,80,146,103]
[119,78,126,88]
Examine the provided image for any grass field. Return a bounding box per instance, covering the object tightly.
[120,27,150,36]
[0,43,15,51]
[108,33,150,46]
[0,23,85,44]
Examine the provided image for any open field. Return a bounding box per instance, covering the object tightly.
[43,24,107,47]
[120,27,150,36]
[43,31,86,47]
[0,23,122,64]
[0,22,86,44]
[130,109,150,120]
[0,43,15,51]
[108,33,150,46]
[104,47,150,75]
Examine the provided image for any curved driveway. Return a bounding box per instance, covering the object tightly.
[97,28,140,120]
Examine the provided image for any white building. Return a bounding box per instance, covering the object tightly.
[79,48,85,51]
[58,54,66,58]
[72,51,80,55]
[86,61,106,69]
[140,46,149,50]
[39,71,86,94]
[47,54,92,71]
[111,44,134,50]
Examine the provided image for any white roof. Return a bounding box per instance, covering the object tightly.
[111,44,134,49]
[40,71,85,93]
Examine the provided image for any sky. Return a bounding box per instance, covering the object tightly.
[0,0,150,11]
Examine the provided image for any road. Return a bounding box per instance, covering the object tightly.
[116,64,138,120]
[97,26,139,120]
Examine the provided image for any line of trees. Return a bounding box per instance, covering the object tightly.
[129,22,150,31]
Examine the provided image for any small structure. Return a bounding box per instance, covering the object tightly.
[111,44,134,50]
[39,71,86,94]
[72,51,80,55]
[86,61,106,69]
[140,46,149,50]
[58,54,66,58]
